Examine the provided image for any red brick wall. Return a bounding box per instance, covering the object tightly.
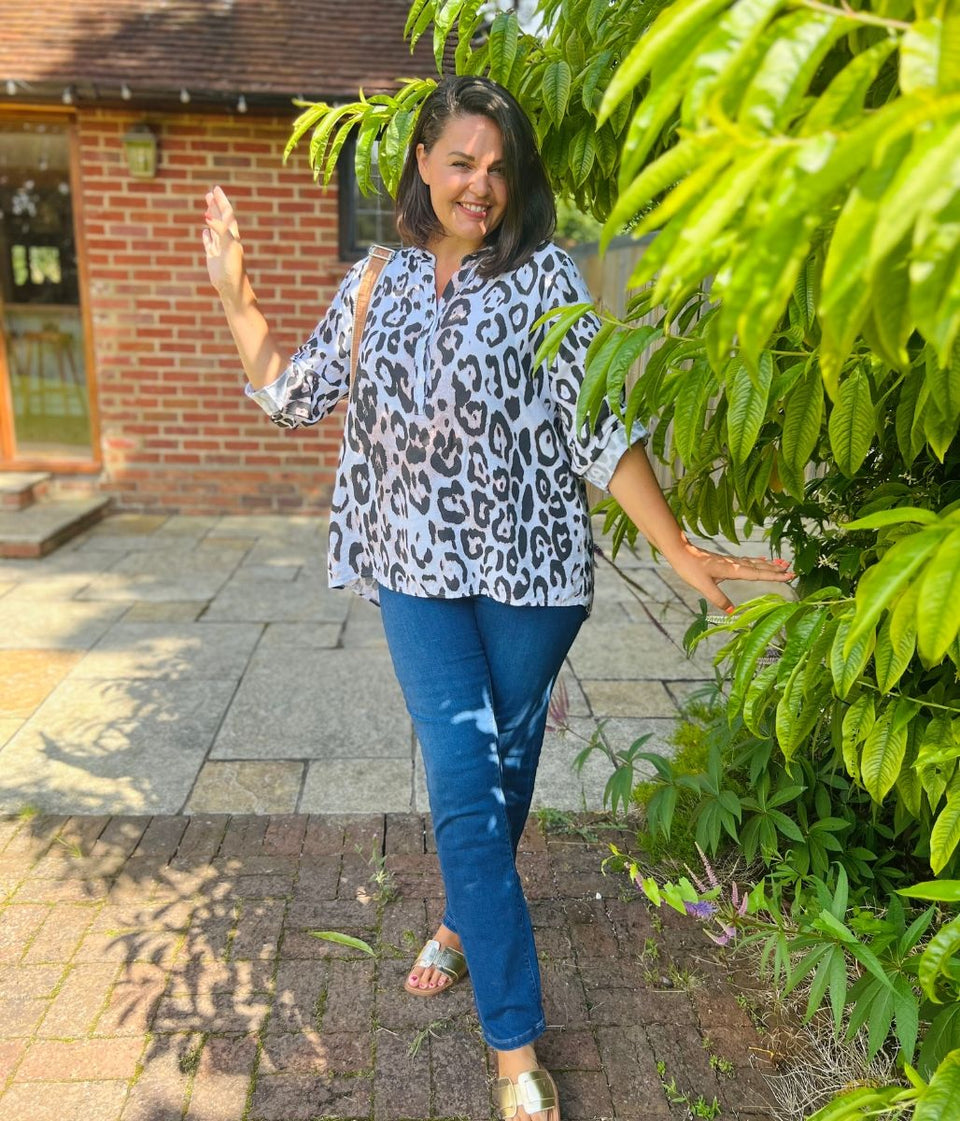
[78,107,353,514]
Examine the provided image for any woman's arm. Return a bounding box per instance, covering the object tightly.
[606,442,794,612]
[203,186,286,390]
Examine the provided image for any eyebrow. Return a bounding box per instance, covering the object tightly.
[447,150,504,166]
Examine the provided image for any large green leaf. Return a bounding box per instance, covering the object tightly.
[488,10,520,84]
[841,693,876,782]
[542,59,573,128]
[726,357,772,466]
[874,601,916,692]
[819,135,912,380]
[781,363,824,482]
[831,612,875,700]
[918,915,960,1001]
[568,125,598,186]
[911,192,960,365]
[896,368,928,465]
[861,703,909,803]
[828,368,875,477]
[900,881,960,903]
[917,527,960,663]
[729,602,800,712]
[806,1087,914,1121]
[931,790,960,875]
[673,362,716,466]
[776,658,823,761]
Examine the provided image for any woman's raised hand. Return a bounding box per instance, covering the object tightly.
[202,185,244,302]
[667,534,795,614]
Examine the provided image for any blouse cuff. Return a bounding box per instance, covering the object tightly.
[244,375,288,417]
[583,424,647,490]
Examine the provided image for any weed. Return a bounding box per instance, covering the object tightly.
[666,962,702,992]
[640,937,660,962]
[534,807,600,843]
[408,1017,453,1058]
[17,803,39,823]
[178,1037,204,1076]
[655,1057,722,1118]
[356,843,399,905]
[709,1053,735,1077]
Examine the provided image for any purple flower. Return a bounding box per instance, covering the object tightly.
[684,900,718,919]
[705,922,737,946]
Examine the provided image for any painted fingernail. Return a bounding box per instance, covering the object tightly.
[725,606,736,615]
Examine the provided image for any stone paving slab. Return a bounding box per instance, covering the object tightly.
[213,650,410,763]
[0,812,777,1120]
[72,623,262,682]
[0,679,236,815]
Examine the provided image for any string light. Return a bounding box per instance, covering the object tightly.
[180,88,190,104]
[62,86,74,105]
[4,80,16,96]
[120,83,132,100]
[236,93,247,113]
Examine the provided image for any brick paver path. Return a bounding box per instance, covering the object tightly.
[0,813,775,1120]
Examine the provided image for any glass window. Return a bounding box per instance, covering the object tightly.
[338,135,400,259]
[0,119,92,461]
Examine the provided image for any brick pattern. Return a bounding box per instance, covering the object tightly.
[78,109,350,514]
[0,813,777,1120]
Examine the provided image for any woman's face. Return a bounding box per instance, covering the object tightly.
[416,113,508,255]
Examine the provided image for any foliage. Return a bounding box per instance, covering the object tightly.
[616,844,960,1114]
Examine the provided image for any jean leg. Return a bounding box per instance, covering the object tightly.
[377,587,545,1049]
[475,597,587,855]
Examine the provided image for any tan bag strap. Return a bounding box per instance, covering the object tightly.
[350,245,393,398]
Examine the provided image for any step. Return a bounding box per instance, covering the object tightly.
[0,472,51,511]
[0,495,112,558]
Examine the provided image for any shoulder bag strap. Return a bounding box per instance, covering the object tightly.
[350,244,393,400]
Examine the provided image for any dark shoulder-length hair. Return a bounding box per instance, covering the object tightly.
[395,76,556,278]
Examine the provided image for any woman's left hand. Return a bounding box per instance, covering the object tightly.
[666,535,795,613]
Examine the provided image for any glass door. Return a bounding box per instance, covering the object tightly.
[0,119,93,463]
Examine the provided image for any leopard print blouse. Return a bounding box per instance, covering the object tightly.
[246,242,641,608]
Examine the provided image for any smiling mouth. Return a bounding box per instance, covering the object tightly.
[458,202,489,216]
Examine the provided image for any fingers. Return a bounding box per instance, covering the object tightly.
[212,185,240,239]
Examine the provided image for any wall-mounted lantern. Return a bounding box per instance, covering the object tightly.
[122,123,159,179]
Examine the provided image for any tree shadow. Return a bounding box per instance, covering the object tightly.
[0,810,496,1121]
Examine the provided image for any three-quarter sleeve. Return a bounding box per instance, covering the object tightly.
[245,257,365,428]
[538,251,645,490]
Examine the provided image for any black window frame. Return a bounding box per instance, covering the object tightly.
[337,133,400,260]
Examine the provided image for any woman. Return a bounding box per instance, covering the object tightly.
[203,75,792,1121]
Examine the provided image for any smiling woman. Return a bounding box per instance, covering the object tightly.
[203,74,794,1121]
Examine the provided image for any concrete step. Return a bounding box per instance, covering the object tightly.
[0,472,51,511]
[0,495,111,558]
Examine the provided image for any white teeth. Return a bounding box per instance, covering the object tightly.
[460,203,487,214]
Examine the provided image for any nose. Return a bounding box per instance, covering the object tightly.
[469,167,492,195]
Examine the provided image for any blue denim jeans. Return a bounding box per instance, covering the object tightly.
[377,585,587,1049]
